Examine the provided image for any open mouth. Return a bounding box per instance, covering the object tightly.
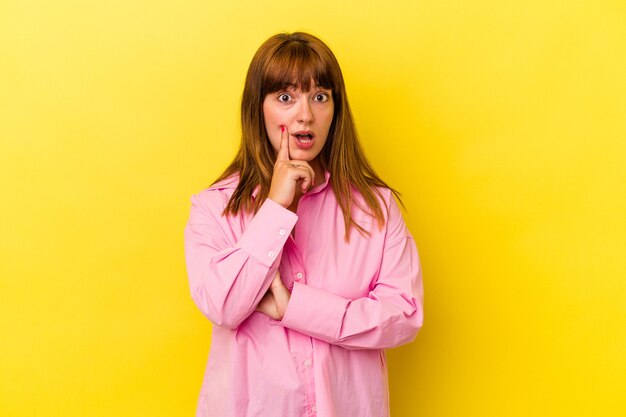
[291,132,315,150]
[294,134,313,143]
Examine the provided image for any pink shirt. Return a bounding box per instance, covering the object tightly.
[184,171,424,417]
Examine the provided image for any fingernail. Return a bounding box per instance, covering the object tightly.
[281,125,285,132]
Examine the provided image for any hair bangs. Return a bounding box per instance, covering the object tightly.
[262,42,334,95]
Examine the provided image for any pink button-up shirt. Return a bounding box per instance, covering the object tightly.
[184,171,424,417]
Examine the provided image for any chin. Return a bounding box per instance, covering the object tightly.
[291,150,320,161]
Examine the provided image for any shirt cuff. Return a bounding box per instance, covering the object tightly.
[279,281,349,343]
[237,198,298,267]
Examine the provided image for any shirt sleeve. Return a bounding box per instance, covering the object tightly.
[184,191,298,329]
[278,193,424,350]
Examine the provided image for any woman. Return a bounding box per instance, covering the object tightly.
[184,32,423,417]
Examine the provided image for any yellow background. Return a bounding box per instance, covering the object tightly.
[1,1,624,416]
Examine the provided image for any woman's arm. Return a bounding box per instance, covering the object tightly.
[184,191,297,329]
[278,195,424,350]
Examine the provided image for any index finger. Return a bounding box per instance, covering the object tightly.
[276,125,291,161]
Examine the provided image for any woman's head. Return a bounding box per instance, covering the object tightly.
[216,32,399,240]
[241,32,348,169]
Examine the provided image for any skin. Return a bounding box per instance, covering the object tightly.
[264,84,334,209]
[255,83,335,320]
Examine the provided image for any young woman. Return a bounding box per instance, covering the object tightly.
[184,31,424,417]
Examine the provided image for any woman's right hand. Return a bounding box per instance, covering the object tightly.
[267,125,316,209]
[255,271,291,321]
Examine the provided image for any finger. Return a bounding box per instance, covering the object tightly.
[256,291,275,313]
[276,125,291,161]
[272,279,291,318]
[299,169,313,193]
[292,167,313,194]
[291,161,315,192]
[255,291,271,311]
[271,270,283,290]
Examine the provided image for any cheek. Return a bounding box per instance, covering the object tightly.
[262,110,281,151]
[265,127,280,152]
[263,98,285,122]
[269,136,280,153]
[263,102,281,126]
[322,103,334,124]
[264,107,277,124]
[322,109,334,132]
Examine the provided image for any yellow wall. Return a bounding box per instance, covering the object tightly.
[1,1,624,416]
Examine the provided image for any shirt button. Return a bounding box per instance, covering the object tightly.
[296,272,303,279]
[279,229,286,236]
[268,251,275,258]
[304,359,312,367]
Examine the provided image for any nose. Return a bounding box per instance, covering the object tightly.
[296,99,314,124]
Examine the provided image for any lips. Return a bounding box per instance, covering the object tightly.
[291,130,315,150]
[292,130,315,140]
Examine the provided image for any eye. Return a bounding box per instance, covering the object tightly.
[277,93,292,103]
[314,92,329,102]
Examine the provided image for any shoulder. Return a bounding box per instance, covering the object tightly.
[373,186,394,206]
[373,186,402,228]
[351,184,395,216]
[361,185,406,233]
[188,174,240,217]
[345,185,399,235]
[373,186,411,242]
[206,174,240,193]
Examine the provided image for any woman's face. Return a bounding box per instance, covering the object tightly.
[263,83,334,163]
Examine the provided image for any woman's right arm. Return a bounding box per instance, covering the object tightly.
[184,191,297,329]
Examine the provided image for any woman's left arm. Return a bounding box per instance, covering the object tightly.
[278,194,424,350]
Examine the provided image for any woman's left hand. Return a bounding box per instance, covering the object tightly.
[255,271,291,320]
[270,271,291,319]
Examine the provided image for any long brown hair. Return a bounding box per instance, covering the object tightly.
[213,32,402,240]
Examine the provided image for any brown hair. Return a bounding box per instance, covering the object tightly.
[213,31,402,240]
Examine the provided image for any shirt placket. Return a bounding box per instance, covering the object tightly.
[284,239,317,416]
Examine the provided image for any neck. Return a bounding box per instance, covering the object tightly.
[309,157,324,187]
